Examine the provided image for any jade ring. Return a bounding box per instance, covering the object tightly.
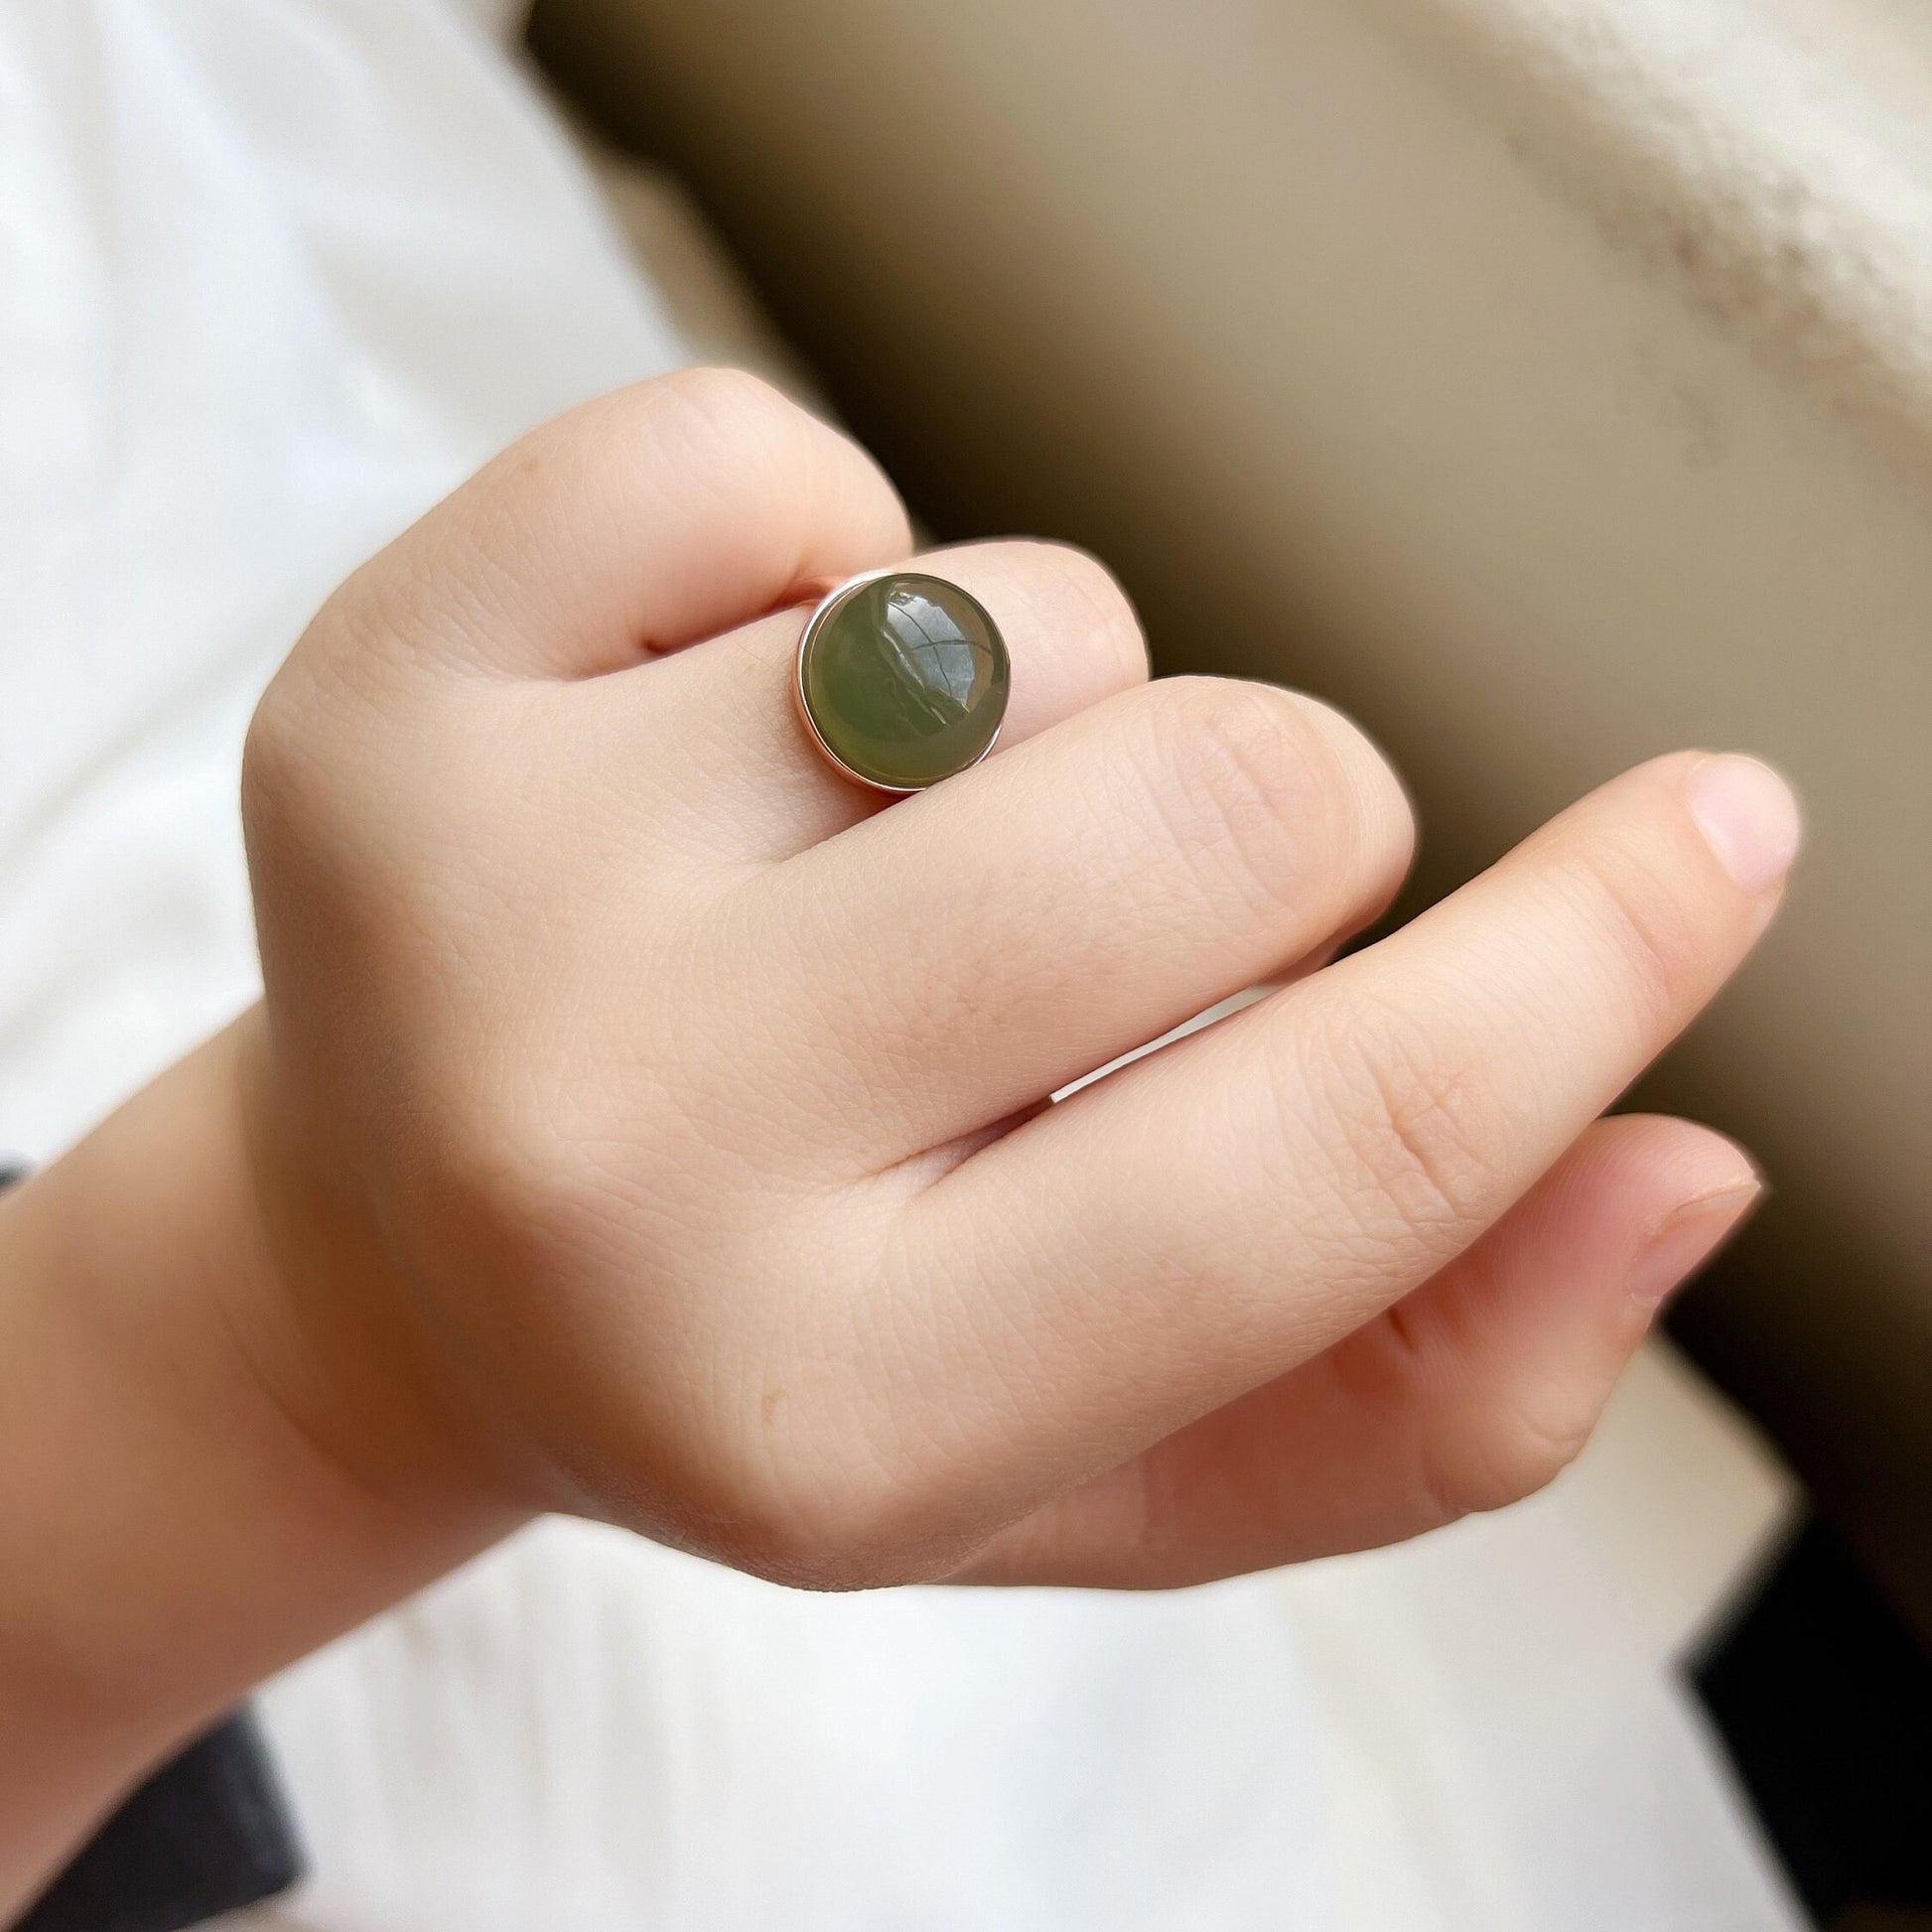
[794,569,1011,793]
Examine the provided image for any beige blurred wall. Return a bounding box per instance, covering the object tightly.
[531,0,1932,1629]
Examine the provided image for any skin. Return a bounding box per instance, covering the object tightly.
[0,369,1797,1907]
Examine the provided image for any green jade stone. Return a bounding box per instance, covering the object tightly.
[801,573,1010,789]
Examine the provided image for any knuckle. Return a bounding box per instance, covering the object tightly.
[1132,677,1337,917]
[1297,697,1417,902]
[586,365,815,500]
[708,1449,963,1593]
[240,648,371,843]
[1026,542,1150,687]
[240,676,304,823]
[1308,998,1508,1245]
[710,1317,995,1591]
[1562,836,1706,1039]
[619,366,901,559]
[655,362,798,441]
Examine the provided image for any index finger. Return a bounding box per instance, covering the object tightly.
[324,367,910,682]
[894,751,1800,1515]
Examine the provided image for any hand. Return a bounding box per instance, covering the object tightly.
[240,367,1794,1590]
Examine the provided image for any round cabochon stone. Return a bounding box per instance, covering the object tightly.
[800,573,1010,789]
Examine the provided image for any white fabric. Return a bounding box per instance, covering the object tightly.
[0,2,1801,1927]
[251,1523,1330,1932]
[1272,1340,1804,1931]
[0,0,676,1154]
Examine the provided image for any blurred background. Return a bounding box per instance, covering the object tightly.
[5,0,1927,1926]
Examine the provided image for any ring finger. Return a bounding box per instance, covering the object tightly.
[596,539,1154,865]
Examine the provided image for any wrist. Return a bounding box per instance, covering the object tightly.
[0,1015,519,1911]
[232,1005,539,1520]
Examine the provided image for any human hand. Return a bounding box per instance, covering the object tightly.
[240,368,1795,1590]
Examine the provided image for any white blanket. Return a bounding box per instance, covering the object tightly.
[0,3,1803,1926]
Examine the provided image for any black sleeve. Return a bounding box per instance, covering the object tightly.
[14,1714,305,1932]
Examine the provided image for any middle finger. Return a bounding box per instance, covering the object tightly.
[722,673,1414,1167]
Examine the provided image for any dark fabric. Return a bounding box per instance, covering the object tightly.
[2,1161,305,1930]
[14,1713,304,1932]
[1692,1518,1932,1928]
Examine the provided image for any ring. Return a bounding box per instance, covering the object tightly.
[794,569,1011,793]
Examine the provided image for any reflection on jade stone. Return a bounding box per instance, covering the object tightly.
[802,574,1011,789]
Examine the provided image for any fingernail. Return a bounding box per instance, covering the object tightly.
[1628,1182,1763,1308]
[1686,755,1802,895]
